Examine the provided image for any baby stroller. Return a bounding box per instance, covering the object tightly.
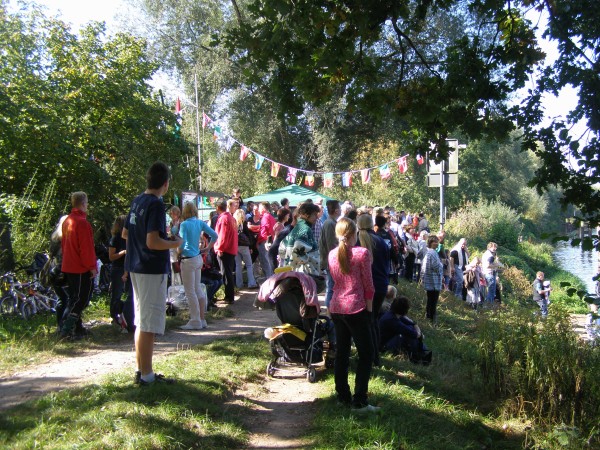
[258,272,334,383]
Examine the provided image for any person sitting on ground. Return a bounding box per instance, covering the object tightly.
[379,296,432,364]
[379,285,398,316]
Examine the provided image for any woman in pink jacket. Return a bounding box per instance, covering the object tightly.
[328,218,380,414]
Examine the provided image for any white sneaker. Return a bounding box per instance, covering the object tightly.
[179,322,202,330]
[351,404,381,414]
[201,319,208,329]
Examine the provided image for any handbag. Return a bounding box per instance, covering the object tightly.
[172,257,182,274]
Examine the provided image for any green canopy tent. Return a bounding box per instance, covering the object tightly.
[245,185,335,207]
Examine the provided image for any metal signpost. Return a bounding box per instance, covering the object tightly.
[427,139,460,230]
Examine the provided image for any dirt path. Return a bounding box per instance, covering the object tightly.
[0,289,326,449]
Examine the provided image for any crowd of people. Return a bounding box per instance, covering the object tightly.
[49,162,551,399]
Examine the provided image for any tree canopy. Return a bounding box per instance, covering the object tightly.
[0,2,189,236]
[220,0,599,221]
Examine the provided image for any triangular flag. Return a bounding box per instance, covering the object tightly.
[323,173,334,188]
[271,162,281,177]
[240,145,250,161]
[296,172,305,186]
[342,172,352,187]
[255,154,265,170]
[213,125,221,141]
[416,154,424,165]
[202,112,211,128]
[286,167,298,183]
[224,135,235,152]
[379,164,391,180]
[398,156,408,174]
[361,169,371,184]
[305,173,315,187]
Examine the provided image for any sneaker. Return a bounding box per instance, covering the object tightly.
[201,319,208,329]
[351,404,381,414]
[179,322,203,330]
[117,314,128,331]
[138,373,175,386]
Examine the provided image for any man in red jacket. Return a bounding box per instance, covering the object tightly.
[60,191,97,339]
[214,199,238,303]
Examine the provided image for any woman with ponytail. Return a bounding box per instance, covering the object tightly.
[328,218,380,413]
[356,214,390,367]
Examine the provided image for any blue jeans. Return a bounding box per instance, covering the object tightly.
[454,268,464,298]
[485,274,496,303]
[324,269,335,308]
[257,241,273,278]
[331,309,374,407]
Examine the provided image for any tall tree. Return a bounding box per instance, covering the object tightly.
[0,3,188,232]
[222,0,599,220]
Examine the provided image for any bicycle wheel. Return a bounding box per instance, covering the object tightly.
[20,299,36,320]
[0,294,17,316]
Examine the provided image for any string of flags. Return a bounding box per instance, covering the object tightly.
[200,111,424,188]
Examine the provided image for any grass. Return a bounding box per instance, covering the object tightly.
[0,338,268,449]
[1,278,598,449]
[0,293,216,375]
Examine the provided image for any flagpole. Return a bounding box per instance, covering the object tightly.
[194,73,202,192]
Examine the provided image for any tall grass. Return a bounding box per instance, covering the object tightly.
[477,305,600,446]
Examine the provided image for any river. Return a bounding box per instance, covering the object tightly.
[553,241,598,294]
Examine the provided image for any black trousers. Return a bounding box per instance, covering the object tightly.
[218,252,236,302]
[426,290,440,322]
[64,272,94,320]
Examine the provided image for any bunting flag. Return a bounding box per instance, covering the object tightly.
[213,125,221,141]
[271,162,280,177]
[240,145,250,161]
[286,167,298,183]
[173,98,182,138]
[342,172,352,187]
[398,156,408,174]
[255,154,265,170]
[202,113,211,128]
[305,173,315,187]
[201,112,421,182]
[379,164,391,180]
[224,135,235,152]
[361,169,371,184]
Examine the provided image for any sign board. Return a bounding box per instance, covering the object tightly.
[427,173,458,187]
[427,139,459,174]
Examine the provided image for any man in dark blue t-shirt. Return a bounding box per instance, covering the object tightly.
[123,162,182,386]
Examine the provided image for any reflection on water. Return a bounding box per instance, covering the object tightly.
[553,242,598,294]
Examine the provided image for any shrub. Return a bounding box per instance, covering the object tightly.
[477,306,600,440]
[501,266,533,305]
[445,200,523,250]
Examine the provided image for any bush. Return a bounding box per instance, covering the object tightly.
[445,200,523,250]
[477,306,600,442]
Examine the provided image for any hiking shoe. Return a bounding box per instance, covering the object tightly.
[139,373,175,386]
[351,404,382,414]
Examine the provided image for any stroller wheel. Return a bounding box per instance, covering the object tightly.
[267,361,276,377]
[307,366,317,383]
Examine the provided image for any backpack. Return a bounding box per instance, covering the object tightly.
[40,256,66,287]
